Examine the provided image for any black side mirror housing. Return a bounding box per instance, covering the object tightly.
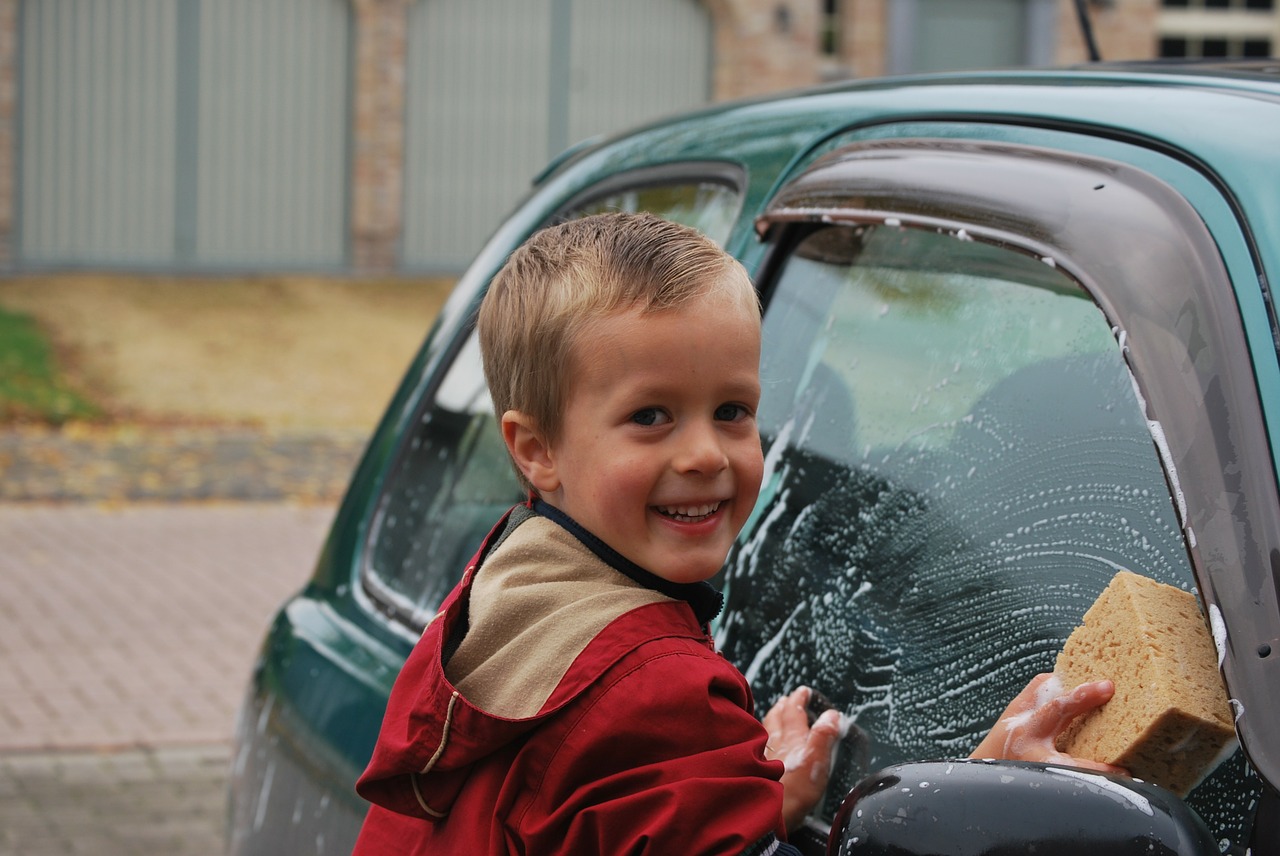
[828,759,1218,855]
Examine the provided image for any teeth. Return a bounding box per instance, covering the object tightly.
[657,502,721,521]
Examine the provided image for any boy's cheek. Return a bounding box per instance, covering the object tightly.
[736,474,765,525]
[746,448,766,493]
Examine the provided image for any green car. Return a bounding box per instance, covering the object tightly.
[229,61,1280,854]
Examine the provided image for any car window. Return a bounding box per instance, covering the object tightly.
[567,180,740,240]
[718,222,1252,831]
[361,177,742,627]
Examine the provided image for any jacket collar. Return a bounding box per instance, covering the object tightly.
[531,498,724,627]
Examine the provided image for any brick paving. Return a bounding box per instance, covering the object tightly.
[0,503,335,751]
[0,431,346,855]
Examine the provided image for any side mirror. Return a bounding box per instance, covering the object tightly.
[828,759,1218,855]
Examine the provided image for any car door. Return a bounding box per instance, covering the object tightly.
[726,134,1277,852]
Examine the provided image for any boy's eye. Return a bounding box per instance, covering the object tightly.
[715,403,750,422]
[631,408,671,426]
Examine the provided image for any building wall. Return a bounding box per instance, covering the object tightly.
[350,0,410,273]
[842,0,889,80]
[1157,2,1279,58]
[0,0,14,264]
[1055,0,1161,64]
[0,0,1266,274]
[707,0,823,100]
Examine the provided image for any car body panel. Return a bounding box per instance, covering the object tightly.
[229,64,1280,855]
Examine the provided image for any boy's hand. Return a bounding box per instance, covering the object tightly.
[971,673,1126,774]
[763,686,843,834]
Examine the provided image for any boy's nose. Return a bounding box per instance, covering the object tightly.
[675,421,729,474]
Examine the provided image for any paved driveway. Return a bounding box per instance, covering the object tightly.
[0,502,334,855]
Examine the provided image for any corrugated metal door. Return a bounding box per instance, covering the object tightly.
[914,0,1025,71]
[888,0,1051,74]
[17,0,349,270]
[193,0,349,267]
[565,1,712,149]
[19,0,180,265]
[401,0,554,274]
[401,0,713,272]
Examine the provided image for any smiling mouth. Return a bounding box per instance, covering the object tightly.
[655,502,723,523]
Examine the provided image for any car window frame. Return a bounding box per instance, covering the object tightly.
[752,136,1280,792]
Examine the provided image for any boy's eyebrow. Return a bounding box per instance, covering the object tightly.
[723,377,764,400]
[621,376,762,402]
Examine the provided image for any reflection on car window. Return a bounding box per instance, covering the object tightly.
[364,335,520,626]
[361,177,742,627]
[720,223,1222,822]
[568,180,739,240]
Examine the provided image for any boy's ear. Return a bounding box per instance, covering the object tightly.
[501,411,560,494]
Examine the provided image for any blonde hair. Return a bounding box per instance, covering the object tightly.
[478,211,756,489]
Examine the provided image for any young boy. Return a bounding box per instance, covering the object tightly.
[352,212,1117,855]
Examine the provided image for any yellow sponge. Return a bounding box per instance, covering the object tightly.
[1054,571,1236,795]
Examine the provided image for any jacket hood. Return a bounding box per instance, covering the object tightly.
[355,504,713,821]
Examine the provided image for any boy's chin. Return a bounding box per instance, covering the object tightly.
[635,519,738,582]
[648,552,731,585]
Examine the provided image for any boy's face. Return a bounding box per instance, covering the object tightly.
[528,278,764,584]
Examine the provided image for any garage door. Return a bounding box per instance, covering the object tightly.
[18,0,350,269]
[401,0,713,272]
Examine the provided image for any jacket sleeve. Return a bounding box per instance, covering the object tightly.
[515,639,793,856]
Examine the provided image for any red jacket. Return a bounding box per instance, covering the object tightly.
[354,503,794,855]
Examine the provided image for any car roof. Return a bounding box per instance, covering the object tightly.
[1076,57,1280,82]
[539,60,1280,330]
[782,65,1279,189]
[548,60,1280,179]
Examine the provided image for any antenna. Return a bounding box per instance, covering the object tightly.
[1074,0,1103,62]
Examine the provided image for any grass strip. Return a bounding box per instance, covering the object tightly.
[0,305,102,424]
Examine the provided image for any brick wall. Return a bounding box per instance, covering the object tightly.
[1056,0,1160,64]
[843,0,889,80]
[0,0,15,268]
[831,0,1160,79]
[349,0,410,274]
[708,0,824,100]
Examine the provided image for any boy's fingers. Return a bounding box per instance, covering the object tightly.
[1071,679,1115,709]
[764,687,840,766]
[807,710,842,762]
[764,688,807,753]
[769,687,811,726]
[1043,679,1113,731]
[812,709,842,736]
[976,675,1120,766]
